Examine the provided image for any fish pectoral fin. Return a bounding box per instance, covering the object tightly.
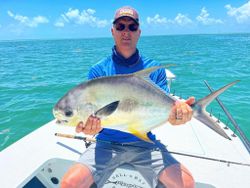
[94,101,120,119]
[128,126,153,143]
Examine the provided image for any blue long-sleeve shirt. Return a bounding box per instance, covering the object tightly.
[88,47,169,143]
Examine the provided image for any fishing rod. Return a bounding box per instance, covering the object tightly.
[55,133,96,142]
[55,133,250,167]
[204,80,250,154]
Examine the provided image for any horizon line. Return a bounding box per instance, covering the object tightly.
[0,32,249,42]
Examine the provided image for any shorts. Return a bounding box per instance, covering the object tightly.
[78,140,179,187]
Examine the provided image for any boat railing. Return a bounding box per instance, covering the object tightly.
[165,69,176,92]
[204,80,250,154]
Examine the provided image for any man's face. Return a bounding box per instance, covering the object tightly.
[112,17,141,52]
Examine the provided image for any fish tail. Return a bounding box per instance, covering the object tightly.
[192,80,240,140]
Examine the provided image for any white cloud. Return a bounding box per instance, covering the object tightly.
[65,8,80,19]
[61,14,69,23]
[33,16,48,24]
[54,14,71,27]
[7,10,49,27]
[147,14,169,24]
[58,8,109,28]
[174,13,192,26]
[147,13,192,26]
[54,21,64,27]
[225,1,250,23]
[196,7,223,25]
[7,11,14,17]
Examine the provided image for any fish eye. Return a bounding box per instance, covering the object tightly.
[65,110,73,117]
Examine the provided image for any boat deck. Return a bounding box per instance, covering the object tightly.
[0,118,249,188]
[153,117,250,187]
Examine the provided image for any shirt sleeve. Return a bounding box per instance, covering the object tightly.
[88,64,104,80]
[150,68,169,94]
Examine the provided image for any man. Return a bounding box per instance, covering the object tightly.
[61,6,195,188]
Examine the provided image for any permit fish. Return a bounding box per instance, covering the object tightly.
[53,65,239,142]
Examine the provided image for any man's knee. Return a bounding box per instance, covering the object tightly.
[181,169,195,188]
[61,163,94,188]
[61,178,78,188]
[159,164,195,188]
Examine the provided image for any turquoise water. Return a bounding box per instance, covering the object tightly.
[1,34,250,151]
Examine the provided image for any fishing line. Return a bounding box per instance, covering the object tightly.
[55,133,250,167]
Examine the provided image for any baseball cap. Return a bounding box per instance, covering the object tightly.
[113,6,139,25]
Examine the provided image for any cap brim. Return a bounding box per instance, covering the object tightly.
[113,16,139,25]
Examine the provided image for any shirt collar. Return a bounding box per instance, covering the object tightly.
[112,46,140,67]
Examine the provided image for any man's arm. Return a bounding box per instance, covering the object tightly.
[152,67,195,125]
[150,68,169,93]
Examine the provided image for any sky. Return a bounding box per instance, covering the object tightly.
[0,0,250,40]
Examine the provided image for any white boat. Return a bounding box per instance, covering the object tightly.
[0,71,249,188]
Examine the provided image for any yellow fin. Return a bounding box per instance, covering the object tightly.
[128,125,153,143]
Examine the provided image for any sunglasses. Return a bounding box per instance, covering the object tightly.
[115,23,139,32]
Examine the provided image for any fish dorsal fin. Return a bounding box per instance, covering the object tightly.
[133,64,175,95]
[94,101,120,119]
[133,64,175,79]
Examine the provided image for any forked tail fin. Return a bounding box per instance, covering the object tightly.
[192,80,240,140]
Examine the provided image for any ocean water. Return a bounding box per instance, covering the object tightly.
[0,34,250,151]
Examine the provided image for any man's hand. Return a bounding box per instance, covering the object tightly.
[75,115,103,135]
[168,97,195,125]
